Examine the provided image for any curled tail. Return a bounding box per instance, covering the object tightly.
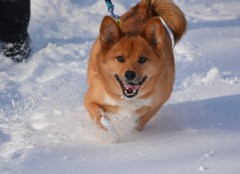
[147,0,187,43]
[121,0,187,43]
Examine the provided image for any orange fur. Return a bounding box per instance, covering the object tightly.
[84,0,187,131]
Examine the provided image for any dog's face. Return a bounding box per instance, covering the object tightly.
[98,16,166,98]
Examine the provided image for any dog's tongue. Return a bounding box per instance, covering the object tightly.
[124,83,141,94]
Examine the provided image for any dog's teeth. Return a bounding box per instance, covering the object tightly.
[125,90,131,94]
[125,91,132,95]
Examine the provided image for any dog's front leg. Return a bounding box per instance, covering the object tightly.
[136,106,151,131]
[85,101,108,131]
[136,106,160,131]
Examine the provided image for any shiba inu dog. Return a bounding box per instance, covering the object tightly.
[84,0,187,131]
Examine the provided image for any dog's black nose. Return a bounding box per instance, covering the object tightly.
[125,71,136,81]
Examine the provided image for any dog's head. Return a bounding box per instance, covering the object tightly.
[97,16,170,98]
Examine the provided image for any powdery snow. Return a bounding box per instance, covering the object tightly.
[0,0,240,174]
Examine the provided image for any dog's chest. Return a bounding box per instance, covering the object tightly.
[103,94,152,114]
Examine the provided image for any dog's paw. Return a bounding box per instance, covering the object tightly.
[136,125,143,132]
[100,117,120,143]
[101,117,113,129]
[95,116,114,131]
[95,117,107,131]
[97,122,107,131]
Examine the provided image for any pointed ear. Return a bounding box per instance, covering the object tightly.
[140,17,164,50]
[100,16,123,49]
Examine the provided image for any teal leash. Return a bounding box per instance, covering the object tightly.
[104,0,121,25]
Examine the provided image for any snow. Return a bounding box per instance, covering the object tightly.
[0,0,240,173]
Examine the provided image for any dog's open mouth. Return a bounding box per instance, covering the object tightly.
[115,74,147,98]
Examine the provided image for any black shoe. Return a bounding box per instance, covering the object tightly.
[2,35,31,63]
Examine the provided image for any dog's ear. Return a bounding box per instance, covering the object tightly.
[100,16,123,49]
[140,17,164,50]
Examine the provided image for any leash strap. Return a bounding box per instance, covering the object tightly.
[105,0,121,25]
[160,17,175,48]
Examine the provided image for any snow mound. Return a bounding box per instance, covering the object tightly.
[181,67,240,88]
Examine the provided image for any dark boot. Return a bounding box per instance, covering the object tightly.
[0,0,31,62]
[2,34,31,62]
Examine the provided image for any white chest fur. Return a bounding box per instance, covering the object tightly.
[103,94,152,114]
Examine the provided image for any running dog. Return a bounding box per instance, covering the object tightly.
[84,0,187,131]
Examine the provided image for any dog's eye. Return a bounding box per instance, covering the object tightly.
[116,56,125,63]
[138,56,148,64]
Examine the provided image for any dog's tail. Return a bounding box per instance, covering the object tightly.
[144,0,187,43]
[121,0,187,43]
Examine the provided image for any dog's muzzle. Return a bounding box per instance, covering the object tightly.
[114,74,147,98]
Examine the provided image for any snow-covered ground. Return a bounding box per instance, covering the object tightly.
[1,0,240,173]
